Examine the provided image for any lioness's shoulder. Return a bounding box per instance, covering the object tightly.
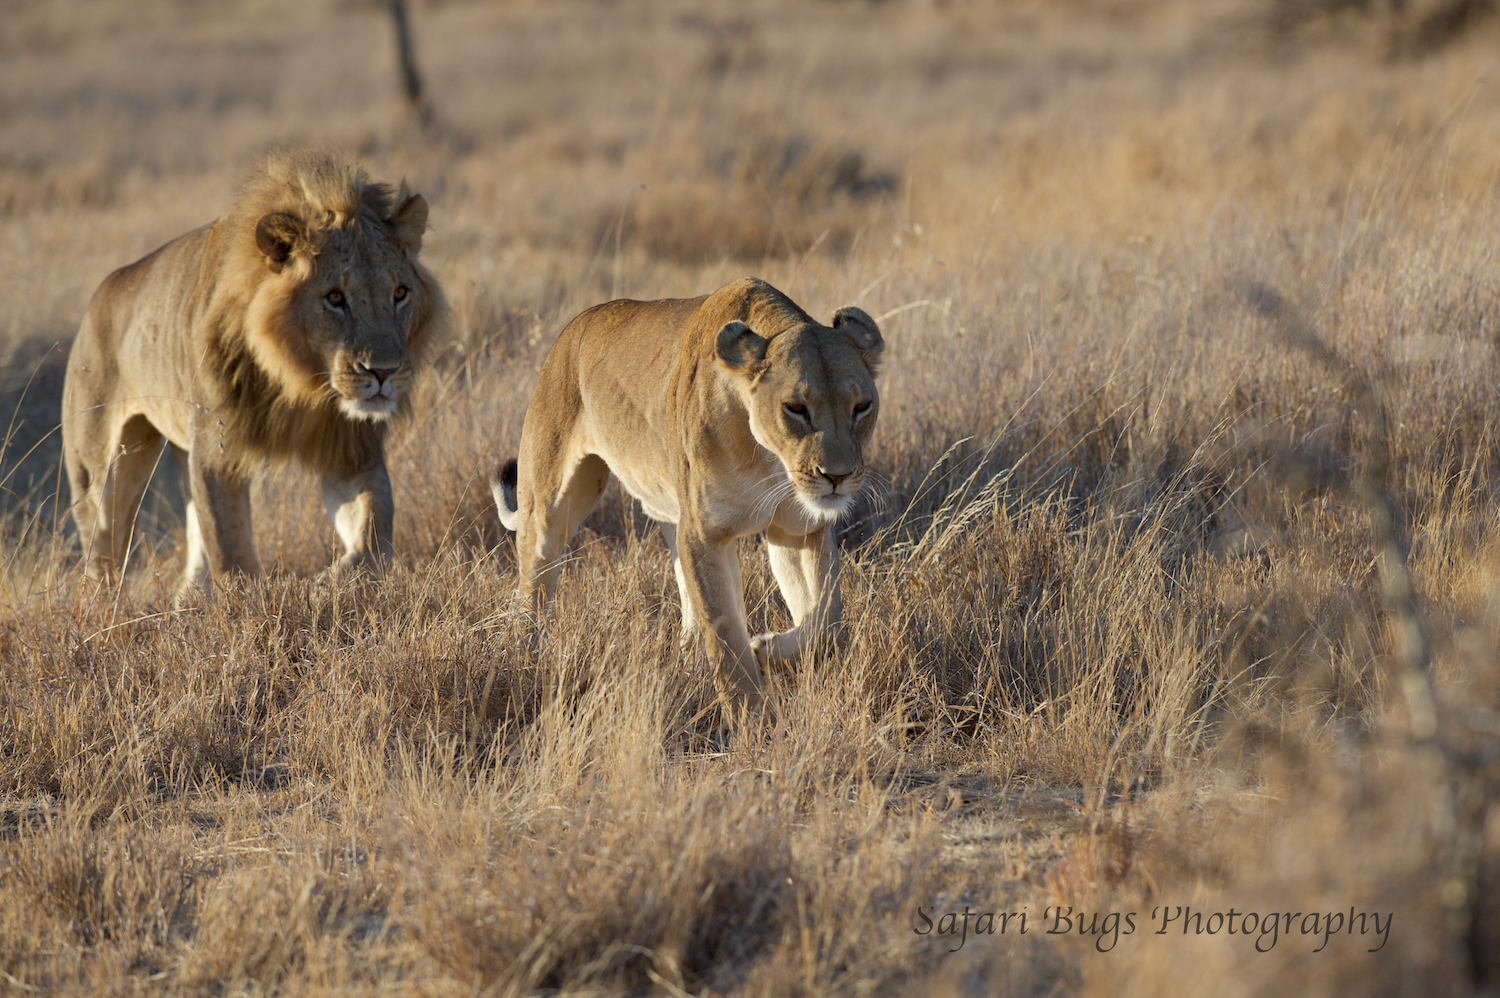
[697,277,813,340]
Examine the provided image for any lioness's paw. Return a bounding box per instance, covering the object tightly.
[749,631,773,667]
[706,724,734,752]
[750,631,795,672]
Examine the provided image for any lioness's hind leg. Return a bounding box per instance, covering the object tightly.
[521,453,610,603]
[754,525,842,671]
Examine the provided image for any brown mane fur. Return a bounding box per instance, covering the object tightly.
[191,149,448,477]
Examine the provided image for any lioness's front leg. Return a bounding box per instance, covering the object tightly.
[659,522,699,646]
[319,459,395,578]
[675,529,765,710]
[753,524,842,671]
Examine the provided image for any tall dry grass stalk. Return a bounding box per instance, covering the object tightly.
[2,0,1500,993]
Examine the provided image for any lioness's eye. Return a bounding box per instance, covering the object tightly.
[784,403,809,419]
[853,400,871,416]
[393,285,409,303]
[326,289,345,307]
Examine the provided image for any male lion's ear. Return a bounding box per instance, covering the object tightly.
[389,188,429,256]
[715,321,770,373]
[255,213,305,273]
[832,306,884,372]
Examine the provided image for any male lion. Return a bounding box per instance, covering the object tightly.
[493,277,883,711]
[62,150,447,599]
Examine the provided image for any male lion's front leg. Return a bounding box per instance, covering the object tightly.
[184,442,261,602]
[319,459,395,578]
[753,524,842,672]
[675,529,765,712]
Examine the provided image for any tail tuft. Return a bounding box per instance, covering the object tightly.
[492,457,521,532]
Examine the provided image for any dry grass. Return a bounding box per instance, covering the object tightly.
[3,0,1500,993]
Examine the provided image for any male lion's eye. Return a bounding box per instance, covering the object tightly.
[326,289,346,307]
[393,285,409,303]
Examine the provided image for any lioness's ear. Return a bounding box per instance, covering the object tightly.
[715,321,769,373]
[832,306,883,372]
[389,188,429,256]
[255,213,305,273]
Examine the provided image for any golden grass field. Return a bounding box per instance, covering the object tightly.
[3,0,1500,993]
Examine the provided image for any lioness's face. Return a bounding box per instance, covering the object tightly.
[254,195,431,422]
[718,310,884,521]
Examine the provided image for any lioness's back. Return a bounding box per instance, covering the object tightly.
[555,295,704,378]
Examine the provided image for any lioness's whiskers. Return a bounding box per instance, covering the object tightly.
[750,480,797,521]
[861,470,896,514]
[732,469,789,501]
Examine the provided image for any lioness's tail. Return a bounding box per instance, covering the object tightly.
[492,458,521,532]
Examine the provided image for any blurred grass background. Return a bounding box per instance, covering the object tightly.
[2,0,1500,994]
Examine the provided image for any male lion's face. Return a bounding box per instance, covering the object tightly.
[253,194,431,422]
[717,308,884,521]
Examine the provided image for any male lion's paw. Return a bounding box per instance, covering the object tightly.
[313,562,364,598]
[317,551,389,588]
[171,582,213,612]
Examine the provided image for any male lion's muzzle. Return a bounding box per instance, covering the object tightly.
[336,358,408,421]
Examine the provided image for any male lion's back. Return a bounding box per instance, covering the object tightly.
[64,225,214,450]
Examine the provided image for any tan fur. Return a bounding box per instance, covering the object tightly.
[62,149,449,600]
[493,277,884,712]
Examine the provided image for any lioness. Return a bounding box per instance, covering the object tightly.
[62,150,447,599]
[493,277,883,710]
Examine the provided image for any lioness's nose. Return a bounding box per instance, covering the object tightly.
[364,365,399,384]
[819,468,851,487]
